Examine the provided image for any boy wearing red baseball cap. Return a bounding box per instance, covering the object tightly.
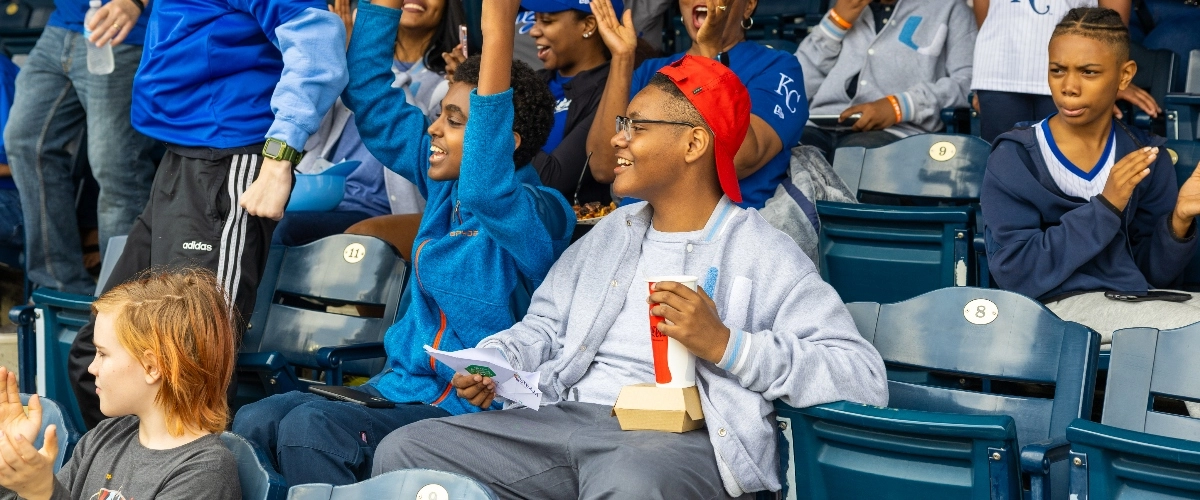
[372,55,887,498]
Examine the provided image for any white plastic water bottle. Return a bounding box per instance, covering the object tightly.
[83,0,114,75]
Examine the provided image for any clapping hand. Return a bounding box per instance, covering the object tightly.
[1173,161,1200,238]
[591,0,637,59]
[0,368,41,444]
[1099,146,1157,213]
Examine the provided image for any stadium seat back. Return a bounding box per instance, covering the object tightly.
[286,469,496,500]
[244,234,407,393]
[833,134,990,203]
[221,432,287,500]
[1064,324,1200,499]
[776,288,1101,500]
[19,290,95,432]
[21,393,80,473]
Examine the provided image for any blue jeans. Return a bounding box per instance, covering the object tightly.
[4,27,158,294]
[232,387,452,487]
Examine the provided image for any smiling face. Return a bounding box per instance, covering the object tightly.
[1047,33,1135,127]
[88,310,158,418]
[400,0,445,32]
[611,86,706,201]
[426,81,474,181]
[529,10,597,76]
[677,0,755,45]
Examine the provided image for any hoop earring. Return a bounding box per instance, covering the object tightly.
[741,17,754,30]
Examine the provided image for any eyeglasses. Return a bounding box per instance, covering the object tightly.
[615,115,698,141]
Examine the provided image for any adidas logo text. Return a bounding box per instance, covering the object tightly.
[182,241,213,252]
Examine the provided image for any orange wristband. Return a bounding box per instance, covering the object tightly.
[828,9,853,30]
[886,95,903,123]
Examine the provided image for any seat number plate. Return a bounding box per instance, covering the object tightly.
[964,298,998,325]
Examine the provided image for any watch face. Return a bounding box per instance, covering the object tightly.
[265,141,283,156]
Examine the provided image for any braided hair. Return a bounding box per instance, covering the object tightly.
[1051,8,1130,61]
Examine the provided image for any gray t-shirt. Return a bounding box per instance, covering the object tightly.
[0,416,240,500]
[568,225,703,405]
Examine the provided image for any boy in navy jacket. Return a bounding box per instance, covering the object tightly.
[981,8,1200,362]
[68,0,350,427]
[232,0,574,486]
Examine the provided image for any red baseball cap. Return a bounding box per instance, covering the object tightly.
[656,55,750,203]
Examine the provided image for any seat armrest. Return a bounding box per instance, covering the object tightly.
[8,304,34,325]
[316,342,386,369]
[1020,436,1071,475]
[237,352,288,372]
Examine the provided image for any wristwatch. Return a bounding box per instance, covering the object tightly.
[262,138,304,164]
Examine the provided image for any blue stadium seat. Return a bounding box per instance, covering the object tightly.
[776,287,1101,500]
[286,469,496,500]
[221,432,287,500]
[818,134,991,303]
[236,234,407,401]
[10,290,94,432]
[21,393,80,473]
[0,0,53,56]
[1065,324,1200,499]
[1166,94,1200,141]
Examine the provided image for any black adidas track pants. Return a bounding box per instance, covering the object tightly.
[69,145,281,428]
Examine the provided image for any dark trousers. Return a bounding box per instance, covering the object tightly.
[800,127,902,163]
[271,210,375,247]
[976,90,1058,143]
[69,148,279,428]
[232,388,451,487]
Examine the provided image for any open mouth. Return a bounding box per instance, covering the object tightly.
[692,5,708,30]
[429,144,447,163]
[614,156,633,174]
[536,44,551,61]
[402,0,426,13]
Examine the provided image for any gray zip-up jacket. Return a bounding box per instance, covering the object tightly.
[796,0,976,137]
[479,197,889,495]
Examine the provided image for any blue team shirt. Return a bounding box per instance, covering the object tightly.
[0,55,17,173]
[542,72,573,154]
[627,41,807,209]
[47,0,149,45]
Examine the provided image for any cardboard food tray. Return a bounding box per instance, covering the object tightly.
[611,383,705,433]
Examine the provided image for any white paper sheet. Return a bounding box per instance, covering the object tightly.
[423,345,542,409]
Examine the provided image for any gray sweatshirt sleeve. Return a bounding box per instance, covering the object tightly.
[477,246,576,371]
[893,0,976,127]
[795,11,847,102]
[715,270,889,408]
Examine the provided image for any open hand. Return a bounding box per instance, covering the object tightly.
[0,368,41,445]
[693,0,735,58]
[1100,146,1157,213]
[841,98,898,131]
[240,157,293,221]
[649,282,730,364]
[1173,161,1200,238]
[85,0,142,47]
[591,0,637,59]
[452,373,496,409]
[0,426,58,500]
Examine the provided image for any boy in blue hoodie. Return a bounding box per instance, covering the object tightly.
[67,0,350,428]
[982,8,1200,351]
[232,0,574,486]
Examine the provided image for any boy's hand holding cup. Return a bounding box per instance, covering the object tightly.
[648,277,730,387]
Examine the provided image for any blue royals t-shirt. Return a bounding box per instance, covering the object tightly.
[48,0,150,45]
[542,72,573,154]
[623,41,808,210]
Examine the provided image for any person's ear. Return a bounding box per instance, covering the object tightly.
[743,0,759,20]
[582,14,598,37]
[512,132,522,152]
[683,127,711,164]
[141,350,163,385]
[1118,59,1137,91]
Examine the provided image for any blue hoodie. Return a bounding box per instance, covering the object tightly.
[344,1,574,416]
[981,121,1197,301]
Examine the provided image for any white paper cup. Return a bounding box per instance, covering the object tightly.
[647,275,698,388]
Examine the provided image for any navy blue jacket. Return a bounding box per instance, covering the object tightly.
[981,122,1197,301]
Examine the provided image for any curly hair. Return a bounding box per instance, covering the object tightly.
[455,55,555,168]
[1052,8,1130,61]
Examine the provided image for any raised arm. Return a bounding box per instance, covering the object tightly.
[343,0,436,194]
[585,0,638,185]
